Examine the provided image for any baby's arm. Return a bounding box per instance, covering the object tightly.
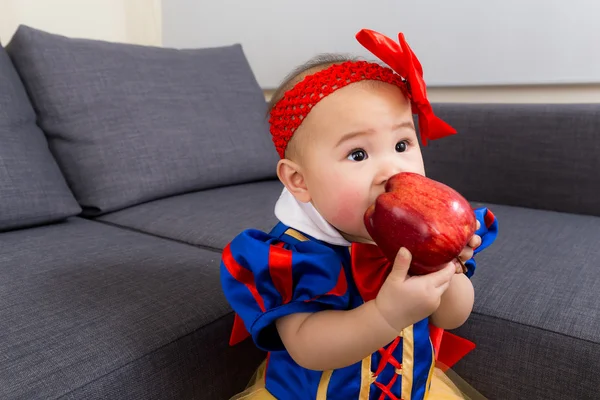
[430,235,478,329]
[430,208,499,329]
[429,273,474,329]
[276,248,456,371]
[276,301,398,371]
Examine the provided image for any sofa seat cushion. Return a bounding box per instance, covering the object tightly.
[6,25,279,216]
[0,43,80,231]
[0,218,262,399]
[97,180,283,250]
[452,203,600,399]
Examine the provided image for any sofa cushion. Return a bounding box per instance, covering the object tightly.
[6,25,279,216]
[0,43,80,231]
[97,180,283,250]
[0,218,263,399]
[421,103,600,217]
[451,203,600,399]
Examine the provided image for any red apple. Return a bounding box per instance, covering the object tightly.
[364,172,476,275]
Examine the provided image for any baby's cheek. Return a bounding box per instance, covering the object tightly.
[329,188,364,228]
[332,202,355,224]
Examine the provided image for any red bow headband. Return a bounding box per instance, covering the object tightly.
[269,29,456,159]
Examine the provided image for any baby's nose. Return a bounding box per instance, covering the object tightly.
[376,163,404,186]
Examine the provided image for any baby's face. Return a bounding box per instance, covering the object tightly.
[296,81,425,242]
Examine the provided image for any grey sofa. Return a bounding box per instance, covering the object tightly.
[0,25,597,400]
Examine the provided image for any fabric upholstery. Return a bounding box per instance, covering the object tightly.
[0,218,263,399]
[452,202,600,398]
[467,202,600,342]
[422,103,600,217]
[97,180,283,250]
[0,42,80,231]
[6,25,279,216]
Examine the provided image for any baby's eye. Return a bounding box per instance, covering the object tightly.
[396,140,408,153]
[347,149,368,162]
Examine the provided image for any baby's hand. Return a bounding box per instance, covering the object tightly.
[374,247,455,332]
[454,220,482,273]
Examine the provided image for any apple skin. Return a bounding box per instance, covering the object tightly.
[364,172,477,275]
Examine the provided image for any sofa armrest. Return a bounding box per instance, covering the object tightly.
[421,103,600,216]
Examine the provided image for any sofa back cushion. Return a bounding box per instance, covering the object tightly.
[0,43,81,231]
[421,103,600,217]
[6,25,279,216]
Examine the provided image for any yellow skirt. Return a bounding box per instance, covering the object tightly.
[230,360,486,400]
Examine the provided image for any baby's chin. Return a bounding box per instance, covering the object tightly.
[326,217,374,244]
[339,230,375,245]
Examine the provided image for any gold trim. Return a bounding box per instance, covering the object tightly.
[401,326,415,400]
[284,228,309,242]
[425,341,436,395]
[359,356,372,399]
[316,370,333,400]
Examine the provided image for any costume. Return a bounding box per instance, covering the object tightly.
[221,190,498,400]
[220,28,500,399]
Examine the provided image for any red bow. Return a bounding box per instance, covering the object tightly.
[351,242,475,369]
[355,29,456,146]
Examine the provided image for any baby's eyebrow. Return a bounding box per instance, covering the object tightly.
[335,130,370,148]
[335,121,414,148]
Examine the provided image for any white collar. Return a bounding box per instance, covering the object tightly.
[274,187,351,247]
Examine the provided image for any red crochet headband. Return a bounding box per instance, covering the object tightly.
[269,29,457,159]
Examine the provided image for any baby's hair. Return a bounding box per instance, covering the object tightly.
[267,53,361,117]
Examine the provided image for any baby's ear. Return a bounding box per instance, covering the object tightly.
[277,159,311,203]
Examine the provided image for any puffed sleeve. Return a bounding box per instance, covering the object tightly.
[220,229,350,351]
[463,207,498,278]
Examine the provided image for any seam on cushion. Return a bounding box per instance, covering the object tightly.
[69,219,600,347]
[79,222,600,341]
[470,311,600,345]
[87,217,225,254]
[79,178,280,219]
[54,311,237,400]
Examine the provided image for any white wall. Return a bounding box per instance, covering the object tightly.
[2,1,598,103]
[0,0,162,46]
[162,0,600,89]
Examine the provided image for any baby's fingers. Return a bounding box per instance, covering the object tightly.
[459,246,474,262]
[435,276,452,295]
[468,234,481,249]
[427,263,455,288]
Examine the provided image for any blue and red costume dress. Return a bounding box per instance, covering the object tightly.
[221,207,498,400]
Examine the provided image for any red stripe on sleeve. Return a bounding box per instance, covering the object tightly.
[222,243,265,312]
[484,209,496,228]
[268,244,293,305]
